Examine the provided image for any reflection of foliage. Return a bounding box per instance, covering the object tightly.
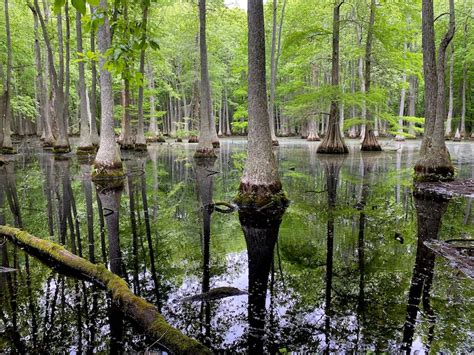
[1,145,473,353]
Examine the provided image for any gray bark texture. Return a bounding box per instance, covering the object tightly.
[1,0,13,152]
[237,0,284,206]
[414,0,455,181]
[93,0,124,180]
[361,0,381,151]
[195,0,216,158]
[75,10,93,153]
[317,1,348,154]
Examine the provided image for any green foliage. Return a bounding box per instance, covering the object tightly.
[11,95,37,121]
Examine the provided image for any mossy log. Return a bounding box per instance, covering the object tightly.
[0,225,211,355]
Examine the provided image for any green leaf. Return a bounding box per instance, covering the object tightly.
[72,0,86,15]
[53,0,66,14]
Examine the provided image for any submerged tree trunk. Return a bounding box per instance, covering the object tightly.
[414,0,455,181]
[75,10,94,155]
[317,1,348,154]
[92,0,124,181]
[236,0,286,208]
[195,0,216,158]
[361,0,381,151]
[135,4,149,151]
[1,0,14,154]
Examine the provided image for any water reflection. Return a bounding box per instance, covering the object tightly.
[195,156,217,347]
[0,141,473,352]
[239,205,287,353]
[402,192,450,353]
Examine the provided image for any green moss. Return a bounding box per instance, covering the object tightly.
[0,225,211,354]
[76,146,97,156]
[134,143,148,152]
[235,180,288,209]
[194,149,216,159]
[414,165,455,183]
[53,145,72,154]
[92,163,125,185]
[1,147,16,154]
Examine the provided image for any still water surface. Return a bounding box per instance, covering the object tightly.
[0,138,473,353]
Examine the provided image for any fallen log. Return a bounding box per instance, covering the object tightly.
[179,286,247,303]
[424,239,474,279]
[0,225,211,354]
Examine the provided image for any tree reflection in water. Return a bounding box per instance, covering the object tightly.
[402,191,450,353]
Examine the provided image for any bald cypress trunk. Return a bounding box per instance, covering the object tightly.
[1,0,14,154]
[268,0,279,146]
[414,0,455,181]
[361,0,381,151]
[195,0,216,158]
[135,3,149,151]
[53,8,71,153]
[317,1,348,154]
[445,45,454,138]
[92,0,124,182]
[408,74,417,137]
[76,9,94,155]
[236,0,285,208]
[89,5,100,146]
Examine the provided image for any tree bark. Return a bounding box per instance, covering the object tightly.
[1,0,14,153]
[317,1,348,154]
[268,0,279,146]
[89,5,100,146]
[414,0,455,181]
[459,18,468,138]
[92,0,124,181]
[135,3,149,151]
[195,0,216,158]
[408,74,417,137]
[445,45,454,138]
[75,9,94,154]
[237,0,285,207]
[53,8,71,152]
[361,0,382,151]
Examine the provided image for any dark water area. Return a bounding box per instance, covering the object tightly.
[0,137,473,353]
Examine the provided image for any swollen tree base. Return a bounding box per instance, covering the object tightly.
[414,147,454,182]
[361,129,382,151]
[194,148,216,159]
[1,146,16,154]
[134,143,148,152]
[235,182,288,210]
[53,145,72,154]
[76,145,97,156]
[188,135,199,143]
[0,225,211,355]
[92,162,125,184]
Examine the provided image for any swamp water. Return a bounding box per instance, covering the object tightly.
[0,138,473,353]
